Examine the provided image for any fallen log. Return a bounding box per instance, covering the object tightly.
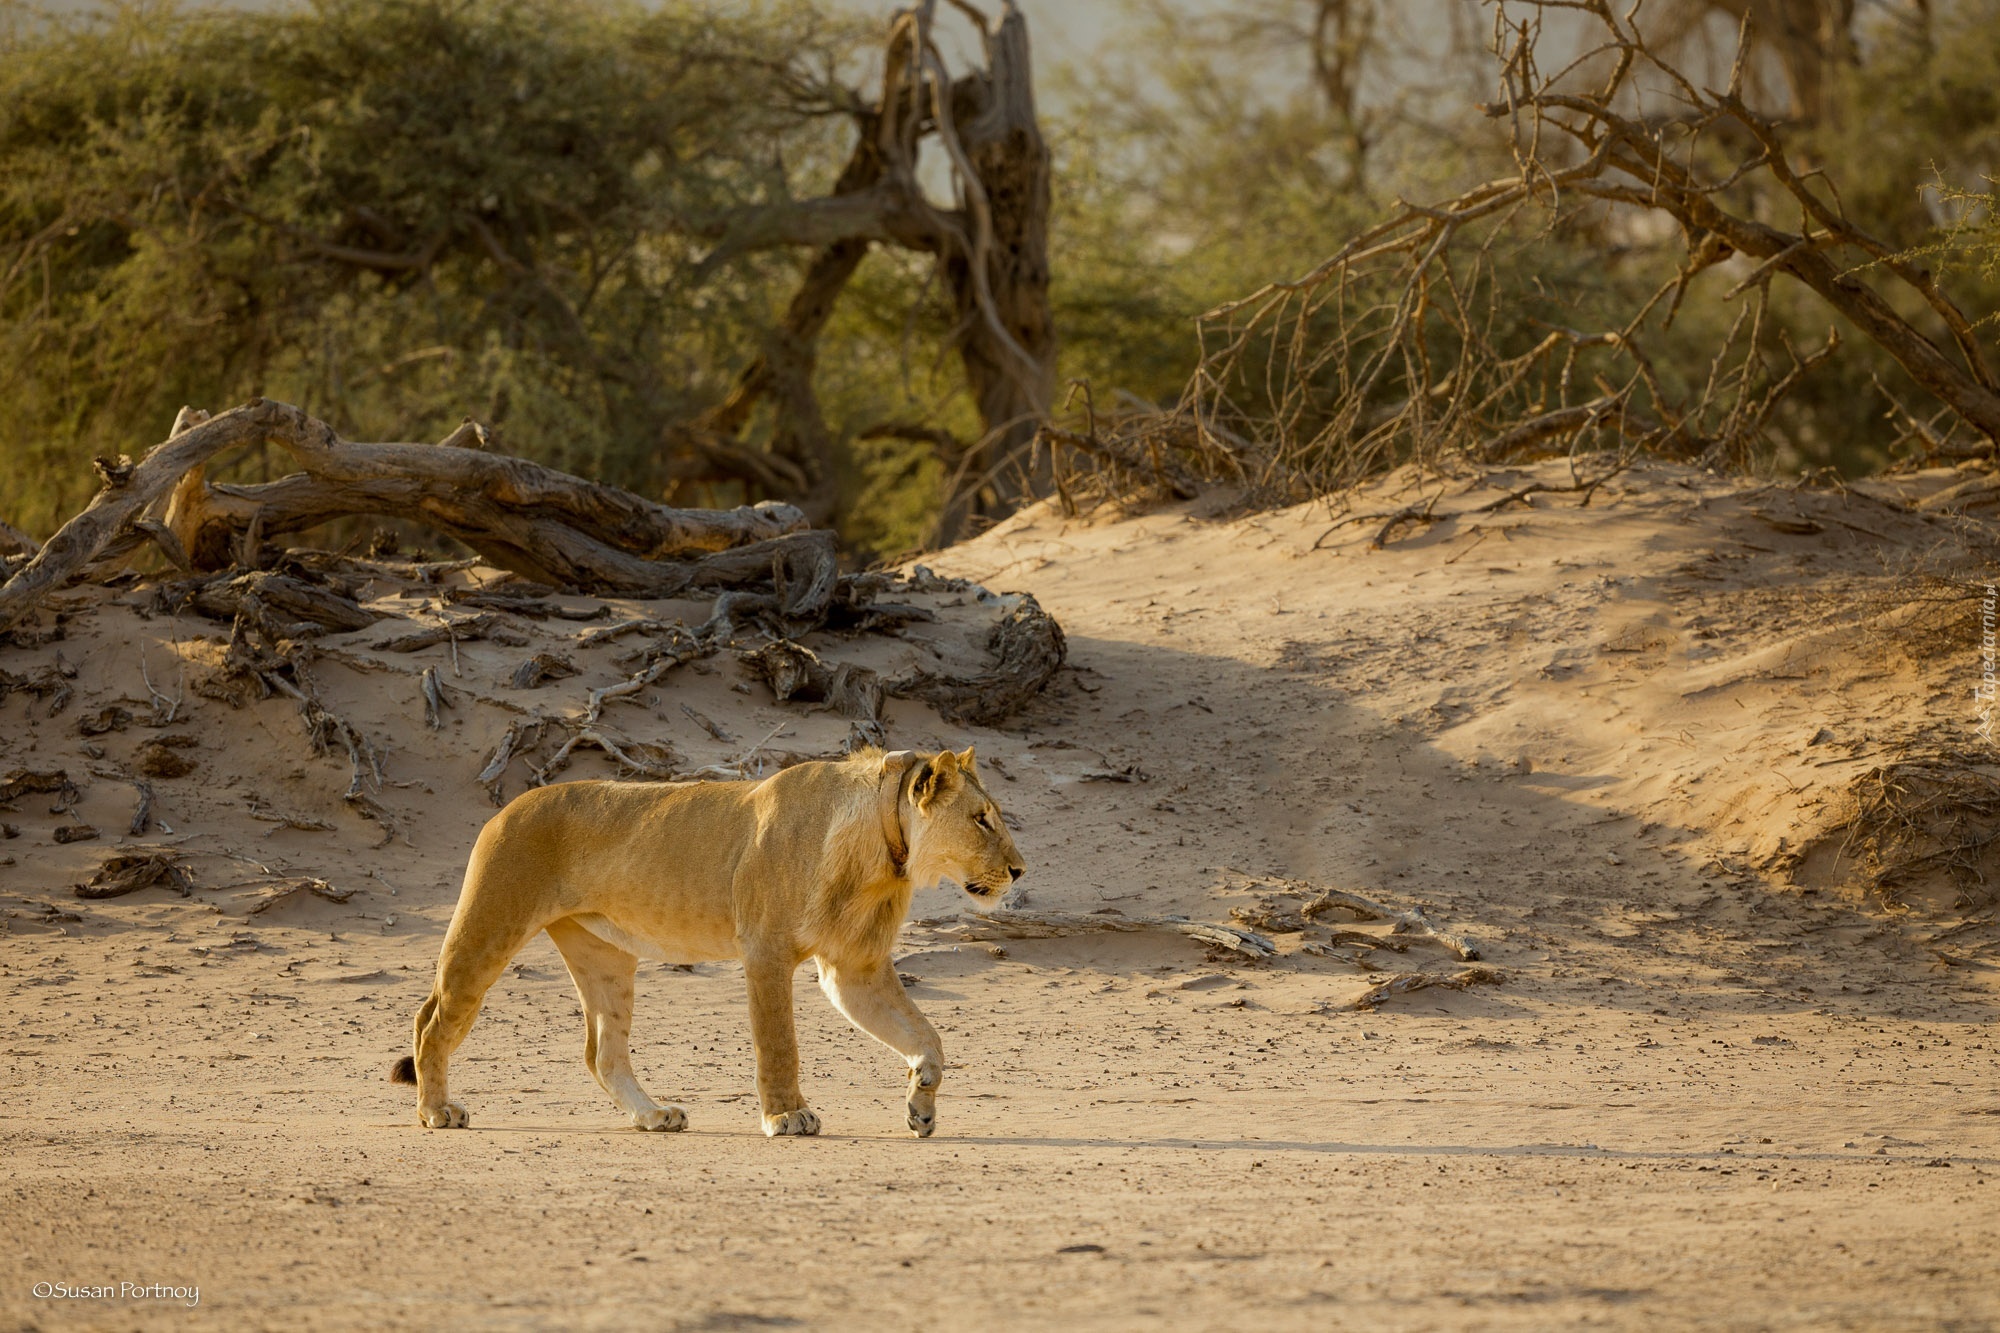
[0,398,817,632]
[156,570,385,635]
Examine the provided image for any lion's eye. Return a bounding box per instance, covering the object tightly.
[974,810,993,830]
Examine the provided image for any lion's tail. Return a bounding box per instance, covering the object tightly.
[389,1055,417,1085]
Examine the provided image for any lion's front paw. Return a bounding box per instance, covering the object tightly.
[906,1056,940,1137]
[420,1100,469,1129]
[762,1107,822,1137]
[634,1105,688,1132]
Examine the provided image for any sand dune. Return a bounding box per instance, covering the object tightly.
[4,459,1997,1329]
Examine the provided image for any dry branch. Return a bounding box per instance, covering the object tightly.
[680,703,733,743]
[372,612,530,653]
[420,666,450,730]
[1054,0,1996,505]
[246,877,356,914]
[1343,966,1503,1010]
[921,908,1277,959]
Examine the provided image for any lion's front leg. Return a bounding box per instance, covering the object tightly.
[743,951,820,1137]
[817,959,945,1138]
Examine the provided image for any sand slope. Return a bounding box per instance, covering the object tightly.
[3,460,1997,1330]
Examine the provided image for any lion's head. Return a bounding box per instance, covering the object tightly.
[902,747,1024,901]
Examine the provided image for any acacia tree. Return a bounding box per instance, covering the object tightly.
[0,0,1053,547]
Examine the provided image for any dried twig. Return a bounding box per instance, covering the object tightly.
[136,645,185,725]
[246,877,356,914]
[420,665,450,730]
[679,703,733,742]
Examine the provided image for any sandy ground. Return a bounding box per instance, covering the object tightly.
[4,460,1999,1330]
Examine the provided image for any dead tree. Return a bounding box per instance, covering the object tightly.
[686,0,1055,541]
[1053,0,1995,503]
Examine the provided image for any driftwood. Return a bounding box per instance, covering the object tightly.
[528,729,677,785]
[510,653,579,690]
[478,718,551,804]
[0,663,75,715]
[679,703,733,742]
[154,570,385,636]
[420,666,451,730]
[444,586,606,621]
[1301,888,1481,961]
[1224,872,1481,961]
[243,795,337,834]
[1342,967,1503,1011]
[373,612,530,654]
[0,768,76,807]
[0,398,818,633]
[920,909,1277,959]
[246,876,355,914]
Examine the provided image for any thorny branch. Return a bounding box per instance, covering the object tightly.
[1045,0,1994,508]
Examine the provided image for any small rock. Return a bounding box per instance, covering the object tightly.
[52,825,99,844]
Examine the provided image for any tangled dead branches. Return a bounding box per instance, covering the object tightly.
[1835,756,2000,911]
[1043,0,1998,507]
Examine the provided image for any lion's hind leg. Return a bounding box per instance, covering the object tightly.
[410,896,548,1129]
[546,918,687,1132]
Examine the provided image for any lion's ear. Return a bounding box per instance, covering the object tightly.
[958,745,977,773]
[914,749,961,810]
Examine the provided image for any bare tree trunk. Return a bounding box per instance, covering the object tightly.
[675,2,1056,546]
[671,114,894,522]
[935,3,1056,544]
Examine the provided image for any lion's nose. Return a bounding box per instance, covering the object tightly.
[1008,866,1023,882]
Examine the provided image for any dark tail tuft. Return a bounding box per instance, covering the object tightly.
[389,1055,417,1085]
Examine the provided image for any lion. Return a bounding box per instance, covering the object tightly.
[389,745,1022,1138]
